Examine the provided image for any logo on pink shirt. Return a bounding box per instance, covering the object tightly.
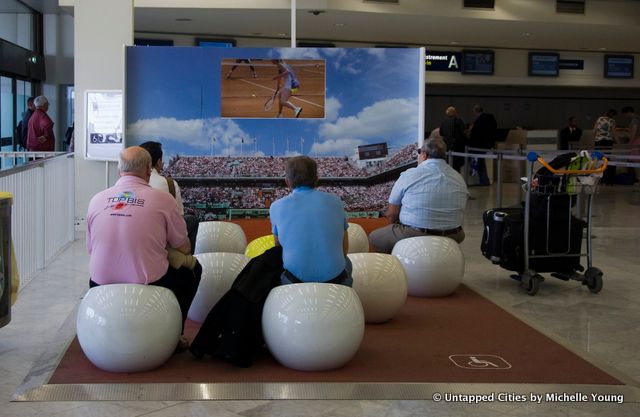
[106,191,145,210]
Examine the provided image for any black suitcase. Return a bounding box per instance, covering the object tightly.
[482,207,585,274]
[481,207,522,264]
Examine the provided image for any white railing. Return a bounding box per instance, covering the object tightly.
[0,153,75,287]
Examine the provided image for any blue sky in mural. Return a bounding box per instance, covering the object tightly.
[126,47,421,158]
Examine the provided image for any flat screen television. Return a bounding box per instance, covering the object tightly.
[604,55,634,79]
[461,50,494,75]
[528,52,559,77]
[196,38,236,48]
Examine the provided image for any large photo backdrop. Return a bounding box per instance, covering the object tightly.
[126,47,423,158]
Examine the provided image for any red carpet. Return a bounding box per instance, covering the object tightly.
[49,218,621,385]
[50,286,620,385]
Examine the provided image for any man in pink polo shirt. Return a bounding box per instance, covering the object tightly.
[86,146,201,340]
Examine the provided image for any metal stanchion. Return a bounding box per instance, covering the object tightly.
[517,148,525,202]
[464,146,470,185]
[496,151,503,208]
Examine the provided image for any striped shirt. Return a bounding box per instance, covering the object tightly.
[389,158,468,230]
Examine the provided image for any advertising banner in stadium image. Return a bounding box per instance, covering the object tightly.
[125,47,424,217]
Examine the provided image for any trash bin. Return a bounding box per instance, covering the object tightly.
[0,193,12,328]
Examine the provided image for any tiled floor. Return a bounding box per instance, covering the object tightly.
[1,183,639,416]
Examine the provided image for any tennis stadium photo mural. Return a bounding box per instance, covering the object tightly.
[125,46,424,217]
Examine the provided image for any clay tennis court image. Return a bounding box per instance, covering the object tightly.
[220,58,326,119]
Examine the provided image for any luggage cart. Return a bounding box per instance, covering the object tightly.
[517,151,608,296]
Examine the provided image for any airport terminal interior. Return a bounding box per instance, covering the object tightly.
[1,0,640,416]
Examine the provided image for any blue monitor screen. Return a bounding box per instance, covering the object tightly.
[528,52,559,77]
[196,38,236,48]
[604,55,634,79]
[462,50,494,75]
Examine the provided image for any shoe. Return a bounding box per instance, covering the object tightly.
[253,73,258,78]
[174,336,189,354]
[225,71,232,79]
[189,345,205,359]
[276,113,283,118]
[294,107,303,118]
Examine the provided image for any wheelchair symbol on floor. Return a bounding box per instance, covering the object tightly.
[449,354,512,370]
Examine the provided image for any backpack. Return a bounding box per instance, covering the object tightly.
[165,176,176,198]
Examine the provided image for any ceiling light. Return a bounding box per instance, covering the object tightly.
[598,47,607,51]
[521,32,531,37]
[175,18,192,22]
[450,41,459,45]
[334,23,345,27]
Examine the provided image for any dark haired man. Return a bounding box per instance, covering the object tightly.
[469,104,497,186]
[269,156,352,286]
[369,138,469,253]
[140,140,199,253]
[559,116,582,150]
[19,97,35,150]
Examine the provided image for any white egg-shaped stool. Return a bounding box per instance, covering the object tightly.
[347,222,370,254]
[262,283,365,371]
[76,284,182,373]
[188,252,250,323]
[348,253,408,323]
[194,221,247,254]
[391,236,464,297]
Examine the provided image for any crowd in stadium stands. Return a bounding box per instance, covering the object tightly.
[164,143,418,179]
[168,143,417,218]
[181,181,395,215]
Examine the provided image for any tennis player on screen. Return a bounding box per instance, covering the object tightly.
[271,59,302,118]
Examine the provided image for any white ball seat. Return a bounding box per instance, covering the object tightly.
[194,221,247,254]
[76,284,182,373]
[262,283,365,371]
[348,253,407,323]
[391,236,464,297]
[347,222,370,253]
[188,252,249,323]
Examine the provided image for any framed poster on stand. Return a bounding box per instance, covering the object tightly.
[85,90,124,161]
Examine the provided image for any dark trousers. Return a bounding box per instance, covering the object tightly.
[90,262,202,333]
[184,214,200,254]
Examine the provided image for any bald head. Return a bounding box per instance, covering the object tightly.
[118,146,152,181]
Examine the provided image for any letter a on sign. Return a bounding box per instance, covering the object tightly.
[448,55,459,69]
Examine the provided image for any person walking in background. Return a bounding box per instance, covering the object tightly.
[18,97,35,150]
[468,104,497,186]
[593,109,617,184]
[368,138,468,253]
[27,96,55,151]
[439,106,467,172]
[271,59,302,118]
[621,106,639,183]
[593,109,617,147]
[559,116,582,150]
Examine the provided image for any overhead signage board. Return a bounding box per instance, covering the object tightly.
[425,51,461,72]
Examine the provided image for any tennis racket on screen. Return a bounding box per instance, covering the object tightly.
[264,89,279,111]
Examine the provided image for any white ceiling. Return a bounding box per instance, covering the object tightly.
[53,0,640,53]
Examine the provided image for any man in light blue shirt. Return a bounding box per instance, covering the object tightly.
[270,156,352,286]
[369,138,469,253]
